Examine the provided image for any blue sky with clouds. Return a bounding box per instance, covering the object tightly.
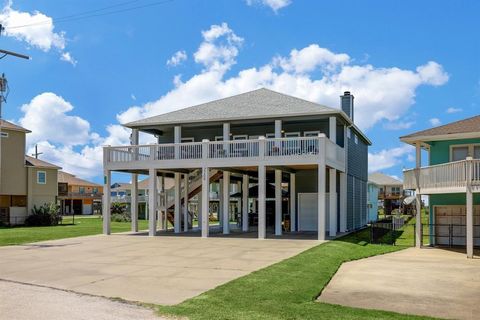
[0,0,479,183]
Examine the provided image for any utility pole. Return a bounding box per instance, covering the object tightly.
[31,144,43,159]
[0,23,30,195]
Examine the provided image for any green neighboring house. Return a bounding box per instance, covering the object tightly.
[401,115,480,258]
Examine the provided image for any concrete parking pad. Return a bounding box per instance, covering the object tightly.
[0,233,318,305]
[319,248,480,320]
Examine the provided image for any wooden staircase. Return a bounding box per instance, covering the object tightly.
[165,170,223,227]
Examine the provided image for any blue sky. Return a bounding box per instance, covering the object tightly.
[0,0,479,183]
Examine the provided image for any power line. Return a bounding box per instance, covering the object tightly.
[5,0,175,30]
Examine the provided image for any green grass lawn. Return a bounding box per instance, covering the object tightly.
[0,215,148,246]
[157,228,433,320]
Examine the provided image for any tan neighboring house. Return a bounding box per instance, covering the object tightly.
[368,172,407,215]
[58,171,103,215]
[0,120,60,225]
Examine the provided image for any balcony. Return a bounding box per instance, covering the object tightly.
[403,159,480,194]
[104,136,345,171]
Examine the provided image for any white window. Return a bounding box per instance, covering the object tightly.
[249,135,260,139]
[347,128,351,139]
[37,171,46,184]
[354,134,358,144]
[214,136,223,141]
[304,131,320,137]
[474,146,480,159]
[451,146,469,161]
[181,137,194,143]
[266,133,276,138]
[284,132,300,138]
[0,132,8,138]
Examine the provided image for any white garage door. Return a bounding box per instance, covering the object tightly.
[298,193,329,232]
[434,206,480,246]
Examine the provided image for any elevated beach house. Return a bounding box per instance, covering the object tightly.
[402,115,480,258]
[102,88,370,239]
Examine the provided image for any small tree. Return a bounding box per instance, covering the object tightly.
[25,202,62,226]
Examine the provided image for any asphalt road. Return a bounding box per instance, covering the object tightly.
[0,280,165,320]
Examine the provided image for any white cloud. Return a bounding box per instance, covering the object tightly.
[18,92,132,179]
[0,1,74,64]
[273,44,349,74]
[368,145,414,172]
[193,23,243,72]
[429,118,441,126]
[60,52,77,66]
[117,23,449,132]
[383,120,415,130]
[446,107,462,114]
[246,0,291,12]
[19,93,91,146]
[166,50,187,66]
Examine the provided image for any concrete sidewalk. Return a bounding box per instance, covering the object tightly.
[318,248,480,320]
[0,233,318,305]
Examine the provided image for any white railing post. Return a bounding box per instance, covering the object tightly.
[149,144,156,160]
[202,139,209,162]
[259,136,266,160]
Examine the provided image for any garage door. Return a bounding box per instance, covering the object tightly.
[434,206,480,246]
[298,193,329,232]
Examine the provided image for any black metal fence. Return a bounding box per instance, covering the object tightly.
[371,221,480,247]
[417,224,480,248]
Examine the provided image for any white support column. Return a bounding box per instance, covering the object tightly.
[290,173,296,232]
[258,165,266,239]
[218,178,224,228]
[201,167,210,238]
[174,173,181,233]
[131,173,138,232]
[275,169,282,236]
[148,168,157,237]
[466,157,474,258]
[242,174,249,232]
[415,142,422,248]
[339,172,347,233]
[183,173,189,232]
[223,122,230,155]
[275,120,282,138]
[102,170,111,235]
[329,116,337,144]
[329,168,337,237]
[174,126,181,159]
[163,174,168,230]
[223,171,230,234]
[318,135,327,241]
[197,189,202,230]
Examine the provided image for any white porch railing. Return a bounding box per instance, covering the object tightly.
[104,136,345,168]
[403,159,480,192]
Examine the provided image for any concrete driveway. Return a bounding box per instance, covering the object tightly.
[319,248,480,320]
[0,233,318,305]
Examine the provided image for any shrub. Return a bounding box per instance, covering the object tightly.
[25,203,62,226]
[111,213,131,222]
[109,202,131,222]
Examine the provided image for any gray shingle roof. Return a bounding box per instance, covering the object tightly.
[401,115,480,142]
[25,155,61,169]
[125,88,339,127]
[368,172,402,186]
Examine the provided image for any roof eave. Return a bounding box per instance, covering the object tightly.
[400,132,480,145]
